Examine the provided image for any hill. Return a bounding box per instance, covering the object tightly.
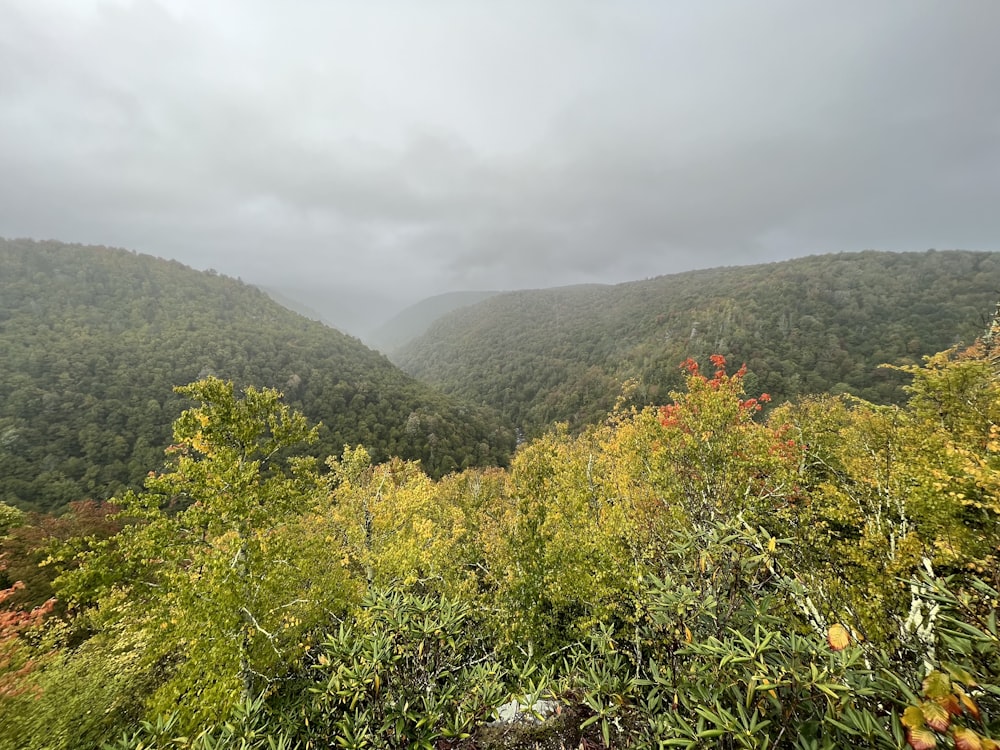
[366,290,499,354]
[0,238,514,512]
[257,286,332,325]
[395,250,1000,436]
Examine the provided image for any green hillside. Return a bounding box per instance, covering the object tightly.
[0,238,514,512]
[396,250,1000,436]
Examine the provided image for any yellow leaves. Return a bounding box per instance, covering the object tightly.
[986,425,1000,453]
[189,413,214,455]
[953,727,985,750]
[922,671,952,700]
[902,707,940,750]
[327,456,476,595]
[902,705,926,729]
[958,689,982,723]
[920,700,952,733]
[826,623,851,651]
[900,667,994,750]
[907,726,938,750]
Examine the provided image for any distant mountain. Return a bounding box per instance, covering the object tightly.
[395,250,1000,437]
[260,282,402,340]
[367,291,500,354]
[258,286,333,325]
[0,238,514,512]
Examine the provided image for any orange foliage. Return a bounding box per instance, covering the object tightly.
[0,580,56,698]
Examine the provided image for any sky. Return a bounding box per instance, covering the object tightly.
[2,1,999,335]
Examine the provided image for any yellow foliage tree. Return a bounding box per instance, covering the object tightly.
[326,447,477,598]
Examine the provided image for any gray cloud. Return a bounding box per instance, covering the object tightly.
[2,0,998,334]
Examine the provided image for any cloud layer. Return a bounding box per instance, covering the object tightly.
[2,1,998,330]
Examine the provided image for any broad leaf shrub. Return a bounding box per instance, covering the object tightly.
[288,588,510,750]
[104,696,296,750]
[554,526,1000,749]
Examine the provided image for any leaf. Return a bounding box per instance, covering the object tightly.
[827,623,851,651]
[944,663,978,687]
[937,693,963,717]
[953,727,984,750]
[920,701,950,733]
[957,690,981,723]
[922,671,952,700]
[902,706,926,729]
[907,726,937,750]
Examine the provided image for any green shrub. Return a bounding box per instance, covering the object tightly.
[556,520,1000,749]
[291,587,510,750]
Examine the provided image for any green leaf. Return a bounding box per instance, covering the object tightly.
[922,672,952,700]
[902,706,926,730]
[943,663,977,687]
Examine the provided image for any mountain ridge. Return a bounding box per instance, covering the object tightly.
[0,238,514,512]
[395,250,1000,436]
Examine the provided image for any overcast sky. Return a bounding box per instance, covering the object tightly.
[2,1,999,332]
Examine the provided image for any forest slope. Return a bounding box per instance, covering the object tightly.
[0,239,513,512]
[396,250,1000,435]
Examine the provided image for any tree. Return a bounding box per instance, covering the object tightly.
[325,447,476,598]
[55,378,350,730]
[770,343,1000,644]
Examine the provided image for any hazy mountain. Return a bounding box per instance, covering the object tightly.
[395,250,1000,436]
[367,291,500,354]
[258,286,333,325]
[0,238,514,512]
[255,282,402,339]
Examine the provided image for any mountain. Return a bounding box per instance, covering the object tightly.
[258,286,333,325]
[366,291,500,354]
[260,282,402,340]
[0,238,514,512]
[395,250,1000,436]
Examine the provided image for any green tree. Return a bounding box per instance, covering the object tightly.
[55,378,350,731]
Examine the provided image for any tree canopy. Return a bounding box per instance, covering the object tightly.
[0,238,514,512]
[396,250,1000,437]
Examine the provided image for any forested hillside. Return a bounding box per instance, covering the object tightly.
[0,239,513,512]
[396,250,1000,436]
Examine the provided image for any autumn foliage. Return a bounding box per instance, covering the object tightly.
[1,344,999,749]
[0,581,54,698]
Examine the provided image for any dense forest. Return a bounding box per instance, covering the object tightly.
[396,250,1000,437]
[0,239,514,513]
[1,330,998,749]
